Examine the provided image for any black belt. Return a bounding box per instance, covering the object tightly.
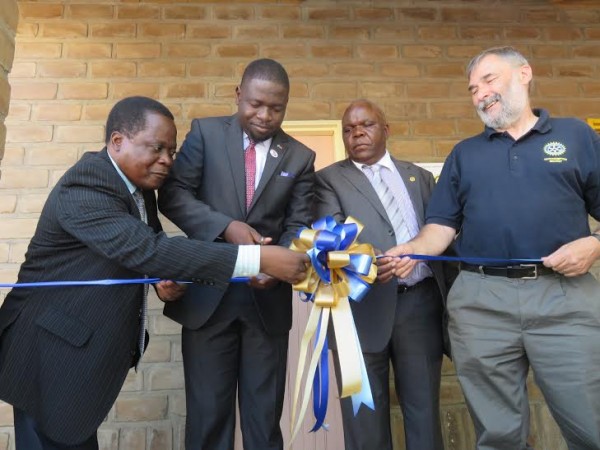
[397,277,433,294]
[460,262,555,279]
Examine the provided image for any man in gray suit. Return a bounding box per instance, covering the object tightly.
[0,96,308,450]
[315,99,446,450]
[158,59,315,450]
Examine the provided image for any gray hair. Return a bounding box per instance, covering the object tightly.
[466,46,529,79]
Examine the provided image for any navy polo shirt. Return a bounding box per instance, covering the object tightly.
[427,109,600,259]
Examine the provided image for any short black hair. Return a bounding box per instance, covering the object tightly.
[105,96,174,144]
[240,58,290,91]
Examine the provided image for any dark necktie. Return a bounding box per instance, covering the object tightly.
[132,189,148,367]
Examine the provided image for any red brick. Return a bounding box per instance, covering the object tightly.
[572,46,600,58]
[380,63,420,78]
[234,25,279,40]
[307,7,349,20]
[426,63,466,78]
[431,102,475,118]
[139,24,185,39]
[354,7,394,20]
[39,22,88,38]
[581,82,600,95]
[187,25,231,39]
[164,5,207,20]
[90,23,136,38]
[89,61,136,78]
[15,43,61,59]
[213,6,254,20]
[535,81,580,98]
[373,26,414,40]
[584,28,600,39]
[261,44,308,59]
[258,6,300,20]
[116,43,160,59]
[313,82,357,99]
[139,62,185,78]
[67,5,114,20]
[531,45,568,59]
[213,83,237,98]
[331,63,376,77]
[65,43,112,59]
[505,27,541,40]
[37,61,87,78]
[285,102,331,120]
[563,9,600,23]
[418,26,457,40]
[113,83,160,99]
[546,27,583,40]
[412,120,456,137]
[407,83,451,98]
[359,82,400,98]
[164,83,206,99]
[384,102,428,119]
[387,121,410,137]
[330,26,369,40]
[441,7,477,22]
[478,9,519,22]
[284,62,328,78]
[521,9,560,23]
[403,45,442,58]
[184,103,233,120]
[282,25,325,39]
[16,22,38,38]
[59,83,108,100]
[356,45,397,59]
[33,104,82,121]
[447,45,487,59]
[388,138,434,158]
[19,3,64,19]
[397,7,437,21]
[189,61,234,78]
[165,43,210,59]
[117,5,160,20]
[10,82,57,100]
[311,45,352,58]
[55,125,104,143]
[215,44,257,58]
[556,64,593,77]
[460,27,502,40]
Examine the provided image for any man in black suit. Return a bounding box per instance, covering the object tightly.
[0,96,308,450]
[158,59,315,450]
[314,99,446,450]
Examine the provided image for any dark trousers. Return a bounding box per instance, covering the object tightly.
[13,408,98,450]
[182,284,289,450]
[336,278,445,450]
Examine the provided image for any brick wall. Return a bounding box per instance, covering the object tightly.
[1,1,599,449]
[0,1,17,449]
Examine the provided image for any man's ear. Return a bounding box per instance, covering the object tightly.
[109,131,124,151]
[235,85,241,106]
[518,64,533,86]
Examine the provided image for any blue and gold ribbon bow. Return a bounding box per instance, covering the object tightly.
[289,216,377,443]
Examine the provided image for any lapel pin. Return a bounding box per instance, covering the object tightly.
[409,176,416,182]
[270,149,279,158]
[277,144,282,149]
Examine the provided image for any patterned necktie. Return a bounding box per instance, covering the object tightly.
[245,140,256,211]
[363,164,411,245]
[132,189,148,367]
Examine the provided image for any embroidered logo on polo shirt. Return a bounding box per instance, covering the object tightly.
[543,141,567,163]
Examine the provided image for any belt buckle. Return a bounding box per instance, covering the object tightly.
[519,264,538,280]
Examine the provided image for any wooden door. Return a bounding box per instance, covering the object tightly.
[234,121,346,450]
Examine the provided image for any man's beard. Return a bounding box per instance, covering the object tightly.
[476,80,527,130]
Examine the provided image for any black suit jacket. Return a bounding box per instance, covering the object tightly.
[0,149,238,445]
[315,157,449,353]
[158,115,315,334]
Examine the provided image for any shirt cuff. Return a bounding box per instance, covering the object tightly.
[232,245,261,277]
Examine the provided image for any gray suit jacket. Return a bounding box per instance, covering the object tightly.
[0,149,238,444]
[315,157,449,353]
[158,114,315,334]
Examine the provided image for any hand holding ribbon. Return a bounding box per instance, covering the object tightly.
[288,216,377,444]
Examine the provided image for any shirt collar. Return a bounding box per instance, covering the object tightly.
[351,150,394,171]
[108,150,137,195]
[243,132,273,150]
[484,108,551,139]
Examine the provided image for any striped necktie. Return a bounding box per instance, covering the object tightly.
[363,164,411,245]
[133,189,148,368]
[245,140,256,211]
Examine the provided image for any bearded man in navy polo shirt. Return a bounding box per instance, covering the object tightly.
[389,46,600,450]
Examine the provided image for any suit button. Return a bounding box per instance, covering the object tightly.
[208,281,215,286]
[388,229,394,236]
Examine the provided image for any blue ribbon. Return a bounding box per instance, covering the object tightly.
[0,277,251,289]
[380,254,543,264]
[310,316,329,432]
